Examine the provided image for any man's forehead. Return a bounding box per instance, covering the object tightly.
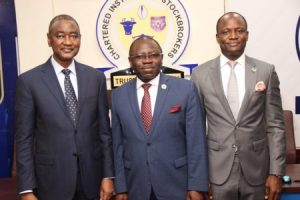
[50,21,79,33]
[221,15,245,25]
[51,20,78,29]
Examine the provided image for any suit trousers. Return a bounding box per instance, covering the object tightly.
[73,160,98,200]
[150,188,158,200]
[211,156,265,200]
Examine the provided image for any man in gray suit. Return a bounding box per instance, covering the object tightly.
[191,12,285,200]
[15,15,114,200]
[112,36,208,200]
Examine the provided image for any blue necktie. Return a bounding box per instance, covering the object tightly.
[62,69,78,125]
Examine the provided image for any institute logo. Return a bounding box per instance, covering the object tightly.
[96,0,190,68]
[296,16,300,62]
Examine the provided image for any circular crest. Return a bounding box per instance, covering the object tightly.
[296,16,300,62]
[96,0,190,68]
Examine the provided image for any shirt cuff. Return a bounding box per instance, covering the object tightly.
[20,190,33,194]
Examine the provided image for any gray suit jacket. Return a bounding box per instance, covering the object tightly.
[112,74,208,199]
[15,58,114,200]
[191,56,285,185]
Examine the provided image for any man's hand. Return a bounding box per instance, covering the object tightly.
[100,178,114,200]
[207,184,213,199]
[20,192,38,200]
[186,191,205,200]
[265,175,282,200]
[115,193,128,200]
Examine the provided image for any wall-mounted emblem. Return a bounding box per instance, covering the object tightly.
[96,0,190,68]
[296,16,300,62]
[120,18,136,35]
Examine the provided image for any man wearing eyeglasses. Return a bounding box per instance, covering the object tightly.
[15,15,114,200]
[111,36,208,200]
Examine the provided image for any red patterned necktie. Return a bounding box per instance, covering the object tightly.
[141,83,152,134]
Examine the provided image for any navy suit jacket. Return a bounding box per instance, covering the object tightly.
[112,73,208,199]
[15,58,114,200]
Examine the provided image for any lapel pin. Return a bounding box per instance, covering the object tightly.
[251,67,256,72]
[161,84,167,90]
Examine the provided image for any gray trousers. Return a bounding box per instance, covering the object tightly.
[211,156,265,200]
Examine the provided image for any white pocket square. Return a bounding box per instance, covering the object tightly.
[255,81,266,92]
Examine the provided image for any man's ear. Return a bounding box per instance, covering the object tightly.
[216,33,220,44]
[47,33,51,47]
[128,57,133,67]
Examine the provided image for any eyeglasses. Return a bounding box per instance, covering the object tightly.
[129,53,162,61]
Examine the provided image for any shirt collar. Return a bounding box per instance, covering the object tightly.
[51,56,76,76]
[220,53,245,69]
[136,73,160,89]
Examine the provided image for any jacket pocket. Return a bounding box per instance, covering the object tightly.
[174,156,187,168]
[34,154,55,165]
[124,160,131,169]
[208,139,220,151]
[253,138,267,152]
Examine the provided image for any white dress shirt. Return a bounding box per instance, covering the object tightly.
[136,74,160,115]
[51,57,78,98]
[220,54,246,109]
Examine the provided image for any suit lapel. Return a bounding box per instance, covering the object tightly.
[236,56,257,122]
[127,79,146,135]
[40,59,70,121]
[75,62,86,125]
[150,74,169,137]
[209,57,233,118]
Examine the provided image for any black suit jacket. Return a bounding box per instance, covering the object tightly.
[15,58,114,200]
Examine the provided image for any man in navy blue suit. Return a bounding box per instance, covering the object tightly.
[111,36,208,200]
[15,15,114,200]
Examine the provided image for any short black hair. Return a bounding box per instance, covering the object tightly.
[48,14,80,34]
[129,35,162,56]
[216,12,248,33]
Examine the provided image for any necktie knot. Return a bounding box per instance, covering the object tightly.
[228,61,237,69]
[62,69,71,76]
[142,83,151,91]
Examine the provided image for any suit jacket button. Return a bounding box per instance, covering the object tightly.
[232,144,238,153]
[147,142,151,146]
[73,153,78,157]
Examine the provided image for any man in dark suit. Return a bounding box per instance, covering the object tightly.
[15,14,114,200]
[191,12,285,200]
[111,36,208,200]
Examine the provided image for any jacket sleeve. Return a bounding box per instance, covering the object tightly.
[186,82,209,192]
[98,73,114,178]
[265,66,286,176]
[111,89,128,193]
[15,75,36,192]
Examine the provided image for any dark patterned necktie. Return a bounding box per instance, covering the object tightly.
[141,83,152,134]
[62,69,78,125]
[227,61,239,119]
